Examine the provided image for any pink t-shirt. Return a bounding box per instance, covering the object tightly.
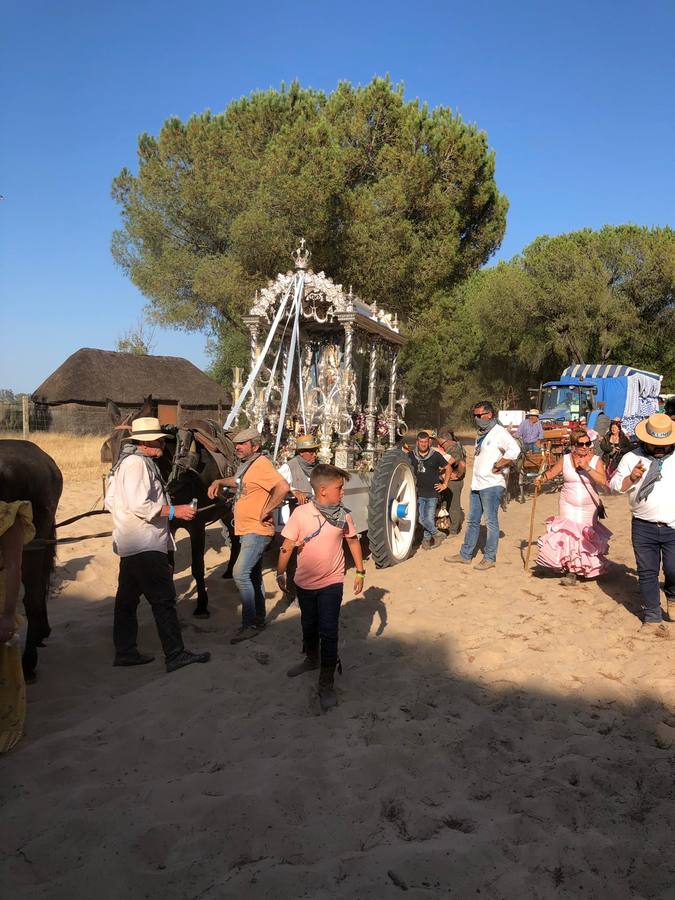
[281,503,357,590]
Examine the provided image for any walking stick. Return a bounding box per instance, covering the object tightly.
[524,482,541,571]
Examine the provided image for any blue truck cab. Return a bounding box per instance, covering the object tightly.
[538,364,662,433]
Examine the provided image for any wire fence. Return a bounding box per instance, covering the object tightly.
[0,399,50,434]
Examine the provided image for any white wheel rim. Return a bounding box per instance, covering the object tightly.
[386,462,417,560]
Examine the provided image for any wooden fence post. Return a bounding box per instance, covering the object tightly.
[22,395,29,440]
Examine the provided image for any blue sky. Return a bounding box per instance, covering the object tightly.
[2,0,674,393]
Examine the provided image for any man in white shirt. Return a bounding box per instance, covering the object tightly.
[445,400,520,570]
[609,413,675,639]
[106,417,211,671]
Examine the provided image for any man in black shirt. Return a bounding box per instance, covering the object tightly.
[410,431,451,549]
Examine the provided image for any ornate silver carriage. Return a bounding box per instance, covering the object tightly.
[225,240,419,566]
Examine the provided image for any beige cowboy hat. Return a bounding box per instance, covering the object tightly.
[130,417,167,441]
[296,434,320,451]
[527,409,540,417]
[634,413,675,446]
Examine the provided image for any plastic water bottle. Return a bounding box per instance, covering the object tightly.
[190,498,198,512]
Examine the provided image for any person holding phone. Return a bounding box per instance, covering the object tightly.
[610,414,675,638]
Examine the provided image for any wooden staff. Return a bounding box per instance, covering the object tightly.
[524,481,541,570]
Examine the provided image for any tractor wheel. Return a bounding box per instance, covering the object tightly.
[368,448,418,568]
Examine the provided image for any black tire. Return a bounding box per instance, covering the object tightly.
[368,448,418,568]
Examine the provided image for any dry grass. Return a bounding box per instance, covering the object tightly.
[0,432,108,482]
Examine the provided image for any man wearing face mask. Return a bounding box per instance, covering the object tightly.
[445,401,520,570]
[610,414,675,638]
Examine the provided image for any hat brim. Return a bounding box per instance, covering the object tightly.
[634,421,675,445]
[131,431,168,441]
[297,444,320,451]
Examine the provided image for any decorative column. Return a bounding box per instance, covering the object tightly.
[335,318,356,469]
[363,336,378,464]
[388,349,399,447]
[232,367,243,407]
[248,321,259,372]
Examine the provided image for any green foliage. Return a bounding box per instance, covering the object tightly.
[115,317,156,355]
[111,77,507,373]
[206,327,250,385]
[402,225,675,426]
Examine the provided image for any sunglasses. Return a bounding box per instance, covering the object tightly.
[575,440,592,447]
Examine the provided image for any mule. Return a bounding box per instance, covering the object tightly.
[0,440,63,682]
[104,398,238,617]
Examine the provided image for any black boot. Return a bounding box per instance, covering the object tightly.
[166,649,211,673]
[114,651,155,667]
[318,664,337,712]
[286,654,319,677]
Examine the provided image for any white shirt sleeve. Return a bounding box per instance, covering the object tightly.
[278,463,293,489]
[610,451,638,494]
[500,427,522,461]
[117,456,164,522]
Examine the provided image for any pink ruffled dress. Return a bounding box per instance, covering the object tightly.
[536,454,611,577]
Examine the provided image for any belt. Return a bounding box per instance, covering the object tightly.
[633,517,673,528]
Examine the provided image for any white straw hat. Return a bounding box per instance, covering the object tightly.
[130,417,166,441]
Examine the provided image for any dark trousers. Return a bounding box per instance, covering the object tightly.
[631,519,675,623]
[295,582,344,668]
[443,480,465,534]
[113,551,184,660]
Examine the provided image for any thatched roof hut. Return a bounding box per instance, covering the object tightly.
[32,348,230,434]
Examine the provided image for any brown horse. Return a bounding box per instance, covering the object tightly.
[0,440,63,682]
[104,397,238,617]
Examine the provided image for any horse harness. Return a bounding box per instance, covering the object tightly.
[169,419,235,488]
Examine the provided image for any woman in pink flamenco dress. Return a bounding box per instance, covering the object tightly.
[535,428,611,586]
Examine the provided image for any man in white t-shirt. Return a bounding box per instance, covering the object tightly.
[445,400,520,570]
[609,413,675,638]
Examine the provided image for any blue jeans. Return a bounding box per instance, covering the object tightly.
[295,581,343,668]
[631,519,675,623]
[417,496,439,541]
[232,533,271,626]
[460,486,505,562]
[523,442,539,453]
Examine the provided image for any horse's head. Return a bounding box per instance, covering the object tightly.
[166,421,236,508]
[101,395,154,465]
[165,427,201,495]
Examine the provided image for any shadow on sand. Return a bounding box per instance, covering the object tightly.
[4,563,675,899]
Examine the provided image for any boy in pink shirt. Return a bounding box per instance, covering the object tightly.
[277,464,365,711]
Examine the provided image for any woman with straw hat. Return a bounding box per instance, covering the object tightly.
[609,413,675,638]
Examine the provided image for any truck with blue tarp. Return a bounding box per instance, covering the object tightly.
[535,364,663,435]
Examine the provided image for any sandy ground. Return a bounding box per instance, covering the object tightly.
[3,476,675,899]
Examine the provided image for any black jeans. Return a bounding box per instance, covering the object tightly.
[631,518,675,623]
[295,582,344,668]
[113,551,184,660]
